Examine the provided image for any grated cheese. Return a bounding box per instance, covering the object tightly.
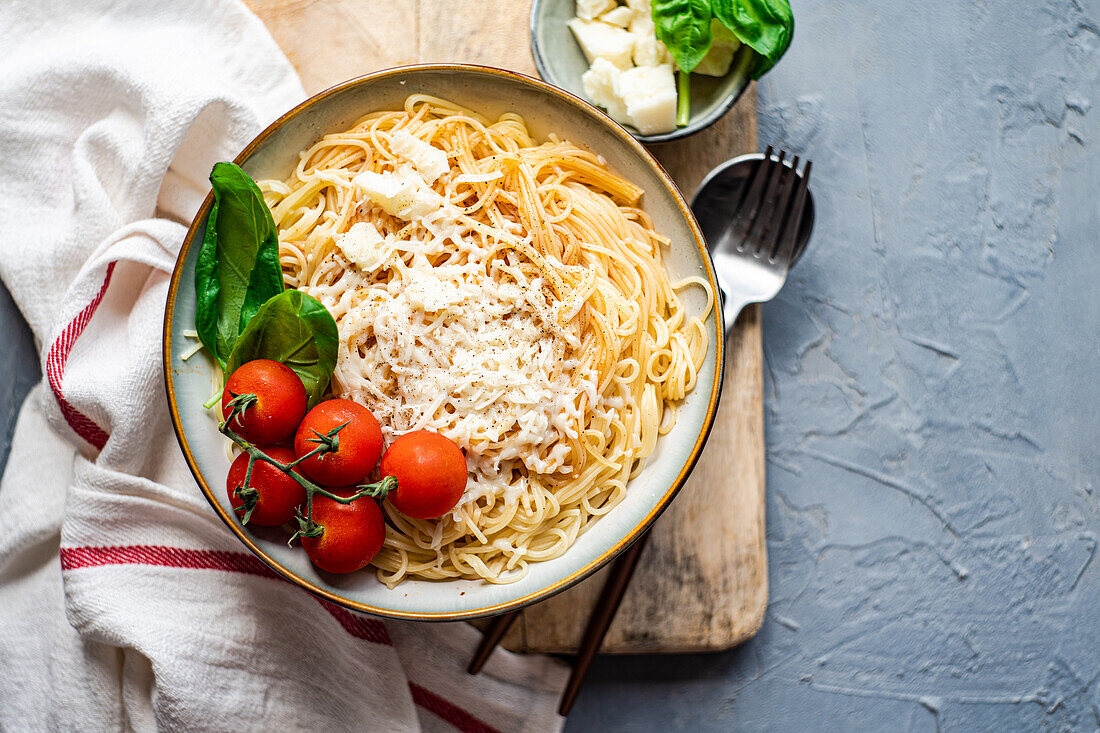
[308,202,598,508]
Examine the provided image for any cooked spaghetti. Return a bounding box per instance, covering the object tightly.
[258,95,711,586]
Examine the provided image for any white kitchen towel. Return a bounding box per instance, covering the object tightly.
[0,1,567,731]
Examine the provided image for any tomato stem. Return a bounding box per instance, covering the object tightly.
[242,453,256,493]
[223,391,258,428]
[350,475,397,501]
[289,507,323,544]
[232,454,260,524]
[302,421,348,456]
[219,401,395,538]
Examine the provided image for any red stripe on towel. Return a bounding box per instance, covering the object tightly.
[58,545,502,730]
[316,599,393,645]
[59,545,391,645]
[409,683,503,733]
[59,544,277,578]
[45,261,116,449]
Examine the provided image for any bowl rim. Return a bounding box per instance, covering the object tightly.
[162,62,726,620]
[528,0,753,143]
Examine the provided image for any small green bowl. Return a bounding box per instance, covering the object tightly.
[530,0,754,143]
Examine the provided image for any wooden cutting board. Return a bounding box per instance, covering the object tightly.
[245,0,766,653]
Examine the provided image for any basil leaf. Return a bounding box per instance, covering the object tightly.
[225,289,339,408]
[194,161,284,372]
[652,0,714,73]
[710,0,794,79]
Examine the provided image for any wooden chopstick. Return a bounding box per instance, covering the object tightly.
[467,609,521,674]
[558,530,652,715]
[466,531,652,715]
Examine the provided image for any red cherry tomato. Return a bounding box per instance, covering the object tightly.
[301,490,386,573]
[222,359,307,444]
[226,446,306,526]
[380,431,467,519]
[294,399,383,486]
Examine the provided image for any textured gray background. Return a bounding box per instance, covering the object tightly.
[1,0,1097,730]
[564,0,1100,730]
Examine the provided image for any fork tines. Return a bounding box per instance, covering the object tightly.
[732,148,812,267]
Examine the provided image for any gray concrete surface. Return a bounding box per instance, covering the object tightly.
[0,0,1096,730]
[565,0,1100,730]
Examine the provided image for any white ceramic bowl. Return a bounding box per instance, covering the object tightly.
[163,64,725,620]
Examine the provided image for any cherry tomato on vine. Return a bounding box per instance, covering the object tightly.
[300,491,386,574]
[380,430,467,519]
[221,359,307,444]
[226,446,305,527]
[294,399,383,486]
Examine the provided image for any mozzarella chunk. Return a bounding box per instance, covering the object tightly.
[576,0,617,20]
[626,4,670,67]
[353,165,443,221]
[389,129,449,184]
[627,0,653,30]
[617,64,677,134]
[335,222,392,271]
[582,57,629,123]
[599,5,633,27]
[633,33,671,67]
[694,20,741,76]
[694,44,735,77]
[571,0,684,134]
[567,18,635,70]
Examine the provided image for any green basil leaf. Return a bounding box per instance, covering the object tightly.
[225,289,339,408]
[194,161,284,372]
[194,194,222,365]
[652,0,714,73]
[710,0,794,79]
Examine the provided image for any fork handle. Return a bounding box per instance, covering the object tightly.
[720,285,753,338]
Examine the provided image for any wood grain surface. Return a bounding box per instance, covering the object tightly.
[244,0,766,653]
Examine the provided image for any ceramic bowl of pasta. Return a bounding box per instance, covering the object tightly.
[164,64,724,620]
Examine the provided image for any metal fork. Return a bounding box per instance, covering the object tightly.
[692,146,814,334]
